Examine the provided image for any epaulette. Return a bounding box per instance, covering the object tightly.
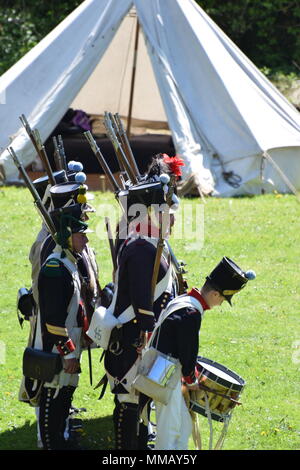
[41,258,63,278]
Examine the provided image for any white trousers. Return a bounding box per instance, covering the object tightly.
[154,381,192,450]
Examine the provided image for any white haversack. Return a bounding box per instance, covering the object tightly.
[86,306,120,350]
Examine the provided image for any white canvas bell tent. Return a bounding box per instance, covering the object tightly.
[0,0,300,197]
[71,8,168,125]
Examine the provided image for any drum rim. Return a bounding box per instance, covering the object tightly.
[197,356,245,391]
[189,399,229,422]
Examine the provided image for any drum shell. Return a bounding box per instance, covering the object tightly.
[189,356,245,422]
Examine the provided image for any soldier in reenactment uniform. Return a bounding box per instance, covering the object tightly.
[150,257,256,450]
[18,172,104,447]
[28,170,69,305]
[40,182,100,313]
[17,172,68,398]
[101,154,184,450]
[29,169,96,306]
[34,203,93,450]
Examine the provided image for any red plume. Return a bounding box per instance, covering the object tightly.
[162,154,185,178]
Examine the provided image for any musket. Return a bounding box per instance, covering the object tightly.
[57,135,68,172]
[84,131,121,193]
[105,112,139,185]
[165,239,188,295]
[19,114,56,186]
[110,112,139,184]
[151,215,166,304]
[105,217,117,272]
[104,112,127,179]
[114,113,141,181]
[8,147,57,237]
[150,173,188,296]
[9,147,78,264]
[52,136,63,171]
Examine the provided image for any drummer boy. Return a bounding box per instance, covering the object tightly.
[150,256,256,450]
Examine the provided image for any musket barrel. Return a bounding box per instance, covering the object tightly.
[105,113,139,185]
[33,129,56,186]
[150,215,167,304]
[115,113,141,179]
[105,217,117,272]
[57,135,68,172]
[165,239,188,294]
[84,131,120,193]
[104,112,127,177]
[52,136,63,171]
[8,147,57,236]
[106,117,130,180]
[19,114,56,186]
[20,114,38,153]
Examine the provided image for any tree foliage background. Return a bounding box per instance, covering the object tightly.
[0,0,299,78]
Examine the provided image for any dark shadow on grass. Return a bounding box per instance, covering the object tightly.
[0,415,114,451]
[0,420,36,450]
[81,414,114,450]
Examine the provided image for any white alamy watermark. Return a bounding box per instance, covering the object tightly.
[172,202,204,249]
[292,340,300,366]
[0,341,6,364]
[94,201,204,248]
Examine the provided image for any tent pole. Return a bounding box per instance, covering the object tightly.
[263,151,300,203]
[127,18,140,137]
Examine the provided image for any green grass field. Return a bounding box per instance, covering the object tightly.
[0,187,299,450]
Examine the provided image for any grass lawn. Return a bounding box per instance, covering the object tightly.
[0,187,299,451]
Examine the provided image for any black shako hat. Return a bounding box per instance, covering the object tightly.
[33,170,68,200]
[116,154,184,220]
[50,182,95,211]
[118,181,167,213]
[206,257,255,305]
[50,182,82,208]
[118,178,180,221]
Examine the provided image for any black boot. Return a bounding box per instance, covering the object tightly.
[59,386,76,442]
[113,399,139,450]
[137,395,152,450]
[137,421,149,450]
[39,387,66,450]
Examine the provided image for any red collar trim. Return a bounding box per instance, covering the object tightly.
[188,287,210,310]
